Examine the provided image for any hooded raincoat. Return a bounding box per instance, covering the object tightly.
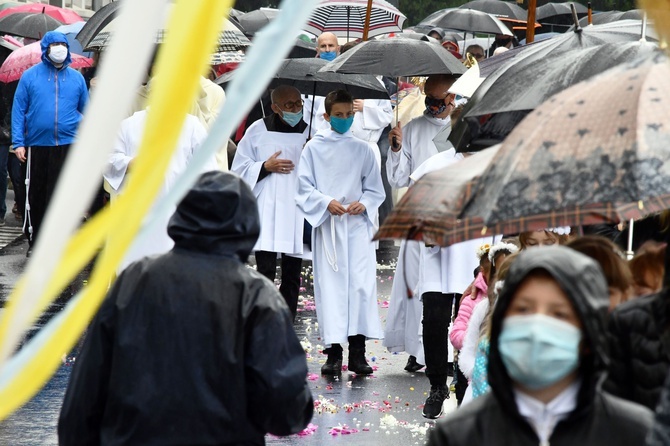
[427,246,653,446]
[58,171,313,446]
[12,31,88,148]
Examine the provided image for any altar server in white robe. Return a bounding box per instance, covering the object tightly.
[231,85,308,319]
[296,90,385,376]
[104,110,218,272]
[383,74,459,374]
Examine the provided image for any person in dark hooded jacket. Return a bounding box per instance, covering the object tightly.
[58,171,313,445]
[427,246,652,446]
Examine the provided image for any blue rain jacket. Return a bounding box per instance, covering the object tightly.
[12,31,88,148]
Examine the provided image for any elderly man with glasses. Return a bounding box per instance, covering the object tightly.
[231,85,309,320]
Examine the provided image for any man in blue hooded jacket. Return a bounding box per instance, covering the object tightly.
[12,31,88,254]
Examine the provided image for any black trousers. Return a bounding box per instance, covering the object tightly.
[24,145,70,246]
[422,292,458,387]
[255,251,302,320]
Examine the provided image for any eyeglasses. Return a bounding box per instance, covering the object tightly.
[277,99,304,110]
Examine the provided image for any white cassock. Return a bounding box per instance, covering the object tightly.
[231,117,309,255]
[104,110,218,271]
[296,127,386,346]
[383,112,451,361]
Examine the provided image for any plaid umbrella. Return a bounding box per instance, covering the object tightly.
[304,0,406,40]
[0,40,93,83]
[378,51,670,246]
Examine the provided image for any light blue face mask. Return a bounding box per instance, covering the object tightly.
[498,313,582,390]
[319,51,337,61]
[281,110,303,127]
[329,115,354,134]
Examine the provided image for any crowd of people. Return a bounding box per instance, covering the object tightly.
[2,15,669,446]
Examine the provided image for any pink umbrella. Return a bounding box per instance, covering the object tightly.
[0,4,83,25]
[0,40,92,83]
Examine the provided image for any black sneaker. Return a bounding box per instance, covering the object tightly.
[404,355,425,373]
[422,385,449,419]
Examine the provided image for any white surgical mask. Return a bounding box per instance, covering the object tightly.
[49,46,68,64]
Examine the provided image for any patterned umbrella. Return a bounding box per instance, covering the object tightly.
[0,4,83,25]
[304,0,406,40]
[0,40,93,83]
[378,52,670,246]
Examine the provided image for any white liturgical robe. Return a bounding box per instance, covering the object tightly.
[231,116,309,255]
[296,127,386,345]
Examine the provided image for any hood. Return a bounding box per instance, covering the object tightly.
[488,246,609,416]
[41,31,72,68]
[167,171,260,262]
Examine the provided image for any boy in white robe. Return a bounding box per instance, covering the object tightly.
[296,90,385,376]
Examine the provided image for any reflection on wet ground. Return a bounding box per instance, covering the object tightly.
[0,242,457,445]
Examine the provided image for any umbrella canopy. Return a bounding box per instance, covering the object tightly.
[0,40,93,83]
[304,0,406,40]
[0,4,82,25]
[457,51,670,242]
[320,38,466,77]
[215,58,389,99]
[418,8,513,35]
[84,5,250,53]
[236,8,279,36]
[458,0,527,21]
[536,2,588,21]
[288,38,317,58]
[0,12,63,40]
[450,22,660,152]
[375,146,500,244]
[55,22,90,57]
[75,1,119,49]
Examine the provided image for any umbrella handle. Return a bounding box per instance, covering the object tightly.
[626,218,634,260]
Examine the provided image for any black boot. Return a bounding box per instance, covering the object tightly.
[404,355,425,373]
[321,345,343,375]
[348,347,373,374]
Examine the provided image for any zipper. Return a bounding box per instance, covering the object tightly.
[54,69,59,146]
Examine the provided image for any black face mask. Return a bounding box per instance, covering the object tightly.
[425,96,448,116]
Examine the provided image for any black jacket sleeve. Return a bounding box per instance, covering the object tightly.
[243,283,313,436]
[603,310,633,401]
[58,291,117,445]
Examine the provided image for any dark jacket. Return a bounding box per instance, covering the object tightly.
[427,246,653,446]
[648,371,670,446]
[58,171,313,446]
[604,290,670,410]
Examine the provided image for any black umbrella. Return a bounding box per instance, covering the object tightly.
[287,38,316,58]
[75,1,119,49]
[578,9,643,26]
[418,8,513,35]
[319,38,466,78]
[536,2,588,21]
[451,42,658,152]
[236,8,278,36]
[216,58,389,136]
[0,12,62,40]
[216,58,389,99]
[458,0,527,21]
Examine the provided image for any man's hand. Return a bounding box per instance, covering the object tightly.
[15,147,26,163]
[264,151,295,174]
[347,201,366,215]
[353,99,365,113]
[328,199,347,216]
[389,122,402,152]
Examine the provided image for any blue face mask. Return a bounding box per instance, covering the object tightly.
[319,51,337,61]
[280,110,303,127]
[329,115,354,134]
[498,313,581,390]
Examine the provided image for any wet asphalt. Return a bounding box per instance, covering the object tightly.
[0,203,458,445]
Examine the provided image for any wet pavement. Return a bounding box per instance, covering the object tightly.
[0,210,457,444]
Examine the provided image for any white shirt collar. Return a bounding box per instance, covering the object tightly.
[514,380,581,445]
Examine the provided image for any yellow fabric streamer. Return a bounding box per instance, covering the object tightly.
[0,0,233,421]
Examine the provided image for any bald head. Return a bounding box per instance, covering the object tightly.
[317,32,339,60]
[271,85,301,105]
